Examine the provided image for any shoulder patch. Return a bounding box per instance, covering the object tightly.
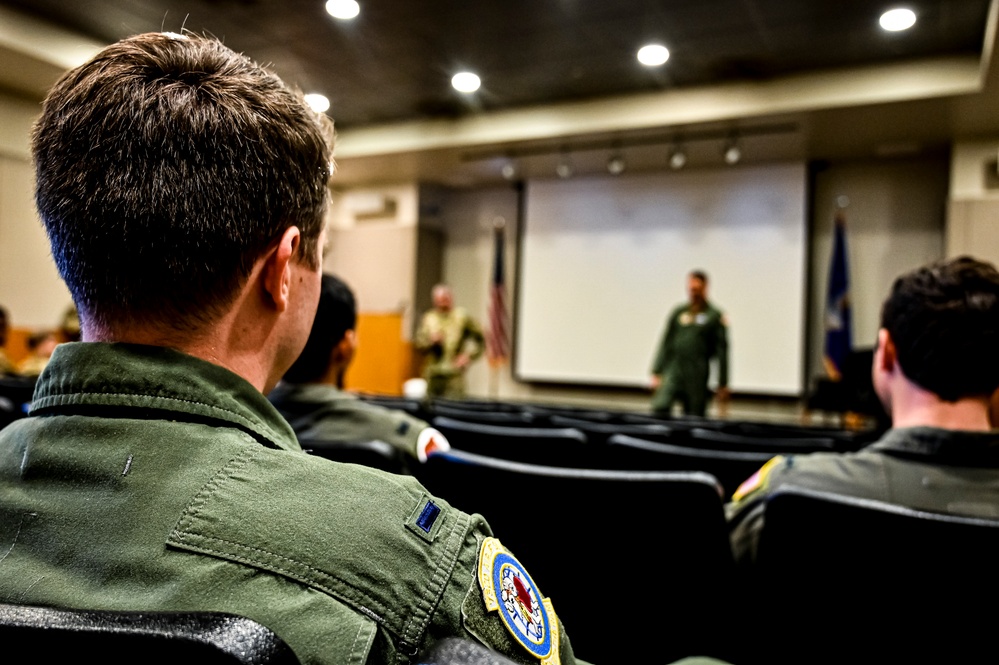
[478,537,561,664]
[732,455,785,502]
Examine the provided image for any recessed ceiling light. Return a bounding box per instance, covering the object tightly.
[637,44,670,67]
[669,148,687,170]
[607,154,626,175]
[326,0,359,20]
[304,93,330,113]
[451,72,481,93]
[879,7,916,31]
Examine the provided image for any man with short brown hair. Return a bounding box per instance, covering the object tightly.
[0,33,576,665]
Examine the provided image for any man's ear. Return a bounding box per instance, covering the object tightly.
[876,328,896,372]
[332,329,357,366]
[263,226,301,312]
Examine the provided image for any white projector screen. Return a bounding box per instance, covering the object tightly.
[515,162,807,395]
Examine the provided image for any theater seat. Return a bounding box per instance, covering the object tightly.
[605,433,775,499]
[415,450,736,664]
[743,486,999,665]
[299,438,412,475]
[417,637,519,664]
[430,416,589,466]
[0,604,298,664]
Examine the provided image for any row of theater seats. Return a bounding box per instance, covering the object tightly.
[353,397,999,664]
[358,395,881,499]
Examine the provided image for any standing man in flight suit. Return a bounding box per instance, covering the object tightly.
[650,270,730,417]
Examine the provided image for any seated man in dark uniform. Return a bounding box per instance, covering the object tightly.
[727,256,999,564]
[269,273,450,462]
[0,32,576,665]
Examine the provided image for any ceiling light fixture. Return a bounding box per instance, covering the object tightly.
[304,93,330,113]
[669,145,687,170]
[451,71,481,93]
[723,136,741,165]
[637,44,670,67]
[325,0,360,20]
[607,155,626,175]
[879,7,916,31]
[556,152,574,179]
[501,162,517,180]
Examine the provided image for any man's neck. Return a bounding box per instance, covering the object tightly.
[889,389,992,432]
[83,317,276,394]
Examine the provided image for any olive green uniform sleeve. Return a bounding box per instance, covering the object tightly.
[724,455,789,565]
[462,313,486,363]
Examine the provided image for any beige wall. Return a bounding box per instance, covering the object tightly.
[808,157,949,386]
[0,93,73,330]
[325,183,419,337]
[946,139,999,265]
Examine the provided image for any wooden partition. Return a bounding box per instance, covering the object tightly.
[344,312,416,396]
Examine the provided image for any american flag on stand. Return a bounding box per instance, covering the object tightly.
[486,225,510,366]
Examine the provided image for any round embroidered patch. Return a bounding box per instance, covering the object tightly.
[477,537,561,663]
[485,550,552,658]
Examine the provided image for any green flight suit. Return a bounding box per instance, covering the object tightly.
[650,302,729,416]
[725,427,999,565]
[268,382,429,459]
[0,343,577,665]
[414,307,485,399]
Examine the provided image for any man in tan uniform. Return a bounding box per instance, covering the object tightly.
[0,33,577,665]
[415,284,485,398]
[727,256,999,564]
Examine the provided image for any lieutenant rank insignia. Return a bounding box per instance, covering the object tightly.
[478,537,561,664]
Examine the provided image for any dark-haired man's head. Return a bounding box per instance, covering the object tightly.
[32,32,333,339]
[877,256,999,408]
[688,270,708,307]
[283,274,357,387]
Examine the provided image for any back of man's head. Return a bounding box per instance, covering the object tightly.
[881,256,999,402]
[283,274,356,384]
[32,33,333,336]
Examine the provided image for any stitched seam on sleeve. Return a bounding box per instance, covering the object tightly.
[348,618,374,664]
[173,450,401,627]
[402,507,471,647]
[170,530,400,626]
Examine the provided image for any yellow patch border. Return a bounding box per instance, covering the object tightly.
[478,537,561,664]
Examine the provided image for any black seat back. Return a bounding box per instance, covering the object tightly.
[416,451,735,664]
[0,604,299,664]
[431,416,589,466]
[299,438,412,475]
[606,433,774,499]
[747,486,999,664]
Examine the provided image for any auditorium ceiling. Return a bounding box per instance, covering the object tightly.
[0,0,997,184]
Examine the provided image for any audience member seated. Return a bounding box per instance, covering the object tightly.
[15,330,58,378]
[0,33,578,665]
[726,256,999,563]
[269,273,449,462]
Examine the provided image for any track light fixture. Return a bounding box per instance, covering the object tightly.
[556,151,574,179]
[723,135,741,165]
[669,139,687,170]
[607,153,625,175]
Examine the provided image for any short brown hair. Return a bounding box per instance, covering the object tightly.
[32,33,333,333]
[881,256,999,401]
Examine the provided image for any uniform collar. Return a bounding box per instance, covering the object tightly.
[269,381,351,404]
[31,342,300,452]
[871,426,999,467]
